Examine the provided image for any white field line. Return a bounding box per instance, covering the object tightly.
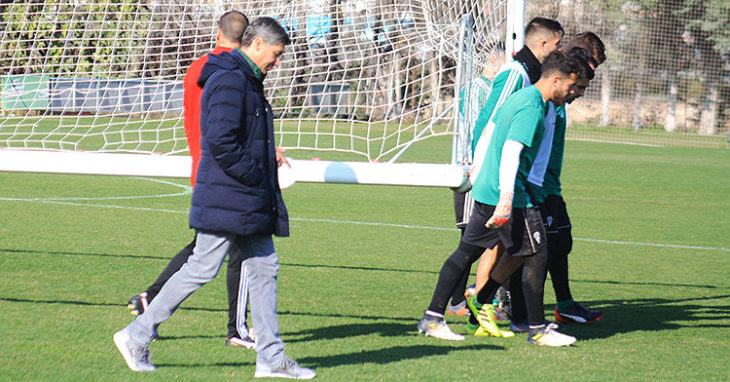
[1,177,727,253]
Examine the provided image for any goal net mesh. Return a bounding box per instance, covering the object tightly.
[0,0,508,163]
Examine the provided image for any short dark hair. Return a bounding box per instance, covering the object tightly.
[241,17,291,47]
[540,50,582,79]
[217,10,249,44]
[525,17,564,39]
[564,32,606,65]
[565,46,596,80]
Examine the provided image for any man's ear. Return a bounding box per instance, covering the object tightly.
[254,37,265,52]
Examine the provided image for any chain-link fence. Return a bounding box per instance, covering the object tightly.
[523,0,729,148]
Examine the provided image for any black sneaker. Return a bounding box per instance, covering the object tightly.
[555,302,603,324]
[127,292,149,316]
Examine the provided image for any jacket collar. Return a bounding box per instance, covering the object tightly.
[234,49,265,82]
[513,46,542,85]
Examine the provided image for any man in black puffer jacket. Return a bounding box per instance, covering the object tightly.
[114,17,315,380]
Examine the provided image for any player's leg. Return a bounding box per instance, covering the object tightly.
[474,246,500,293]
[505,266,529,332]
[419,240,484,340]
[517,207,575,346]
[546,196,603,324]
[447,266,471,316]
[447,191,472,316]
[467,246,521,337]
[127,236,196,316]
[225,246,255,348]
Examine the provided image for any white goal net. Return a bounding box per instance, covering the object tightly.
[0,0,509,184]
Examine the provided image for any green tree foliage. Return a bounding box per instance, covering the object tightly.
[0,0,149,78]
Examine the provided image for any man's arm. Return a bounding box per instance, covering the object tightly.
[485,139,523,228]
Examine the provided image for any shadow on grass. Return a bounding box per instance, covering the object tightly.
[7,247,727,289]
[296,343,501,369]
[154,360,254,368]
[1,248,440,275]
[562,294,730,340]
[285,322,419,343]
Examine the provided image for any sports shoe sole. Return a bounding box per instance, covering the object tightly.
[554,307,603,324]
[226,337,256,349]
[254,370,316,379]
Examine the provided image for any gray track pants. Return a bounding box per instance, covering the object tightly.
[126,230,285,367]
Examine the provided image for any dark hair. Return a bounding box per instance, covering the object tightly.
[566,46,596,80]
[217,10,249,44]
[241,17,291,47]
[525,17,564,39]
[540,50,582,79]
[564,32,606,65]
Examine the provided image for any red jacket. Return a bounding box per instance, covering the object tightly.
[182,46,233,186]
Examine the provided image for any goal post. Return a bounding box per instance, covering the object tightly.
[0,0,514,187]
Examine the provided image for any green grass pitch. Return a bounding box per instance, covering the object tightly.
[1,140,729,381]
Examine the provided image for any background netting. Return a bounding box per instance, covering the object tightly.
[0,0,727,164]
[0,0,507,162]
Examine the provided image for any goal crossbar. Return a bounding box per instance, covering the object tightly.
[0,149,466,188]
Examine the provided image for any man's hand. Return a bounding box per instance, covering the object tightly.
[275,147,290,168]
[486,191,513,228]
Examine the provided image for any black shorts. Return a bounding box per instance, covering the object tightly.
[462,202,548,257]
[453,190,475,229]
[539,194,571,234]
[540,194,572,255]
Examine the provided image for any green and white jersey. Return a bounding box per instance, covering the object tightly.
[527,104,566,204]
[471,86,548,208]
[457,75,493,162]
[470,60,531,156]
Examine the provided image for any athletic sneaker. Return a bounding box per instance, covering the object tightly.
[510,320,563,334]
[494,287,512,321]
[509,321,530,333]
[127,292,149,316]
[113,328,156,372]
[494,305,510,321]
[527,323,576,347]
[466,297,503,337]
[464,284,477,299]
[509,321,565,333]
[417,315,465,341]
[226,335,256,349]
[466,321,515,337]
[555,302,603,324]
[254,356,316,379]
[446,300,470,316]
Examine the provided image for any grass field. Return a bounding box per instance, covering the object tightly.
[1,140,729,381]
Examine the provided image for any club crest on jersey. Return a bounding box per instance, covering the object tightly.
[533,231,542,245]
[546,216,553,228]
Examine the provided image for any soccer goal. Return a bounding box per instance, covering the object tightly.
[0,0,516,187]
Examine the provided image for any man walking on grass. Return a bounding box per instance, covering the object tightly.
[113,17,315,379]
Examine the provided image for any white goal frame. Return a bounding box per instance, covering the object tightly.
[0,1,525,188]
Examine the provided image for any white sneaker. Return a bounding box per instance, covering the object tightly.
[417,315,465,341]
[255,357,316,379]
[113,328,156,371]
[527,324,576,347]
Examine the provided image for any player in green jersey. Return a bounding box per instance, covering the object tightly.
[418,50,583,346]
